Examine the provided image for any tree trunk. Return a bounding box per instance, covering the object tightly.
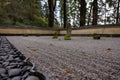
[48,9,54,27]
[48,0,56,27]
[66,22,71,36]
[116,0,120,24]
[64,0,67,28]
[92,0,98,25]
[105,0,107,25]
[80,0,86,26]
[64,0,71,36]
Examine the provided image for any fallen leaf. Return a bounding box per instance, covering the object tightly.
[27,47,30,48]
[107,48,112,51]
[31,48,38,51]
[27,56,32,61]
[65,69,73,74]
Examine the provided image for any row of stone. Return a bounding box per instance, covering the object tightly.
[0,36,47,80]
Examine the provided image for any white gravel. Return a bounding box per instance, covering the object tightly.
[7,36,120,80]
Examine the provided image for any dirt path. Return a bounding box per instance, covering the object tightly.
[7,36,120,80]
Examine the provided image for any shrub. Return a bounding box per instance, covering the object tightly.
[53,32,58,39]
[93,33,101,40]
[64,34,71,40]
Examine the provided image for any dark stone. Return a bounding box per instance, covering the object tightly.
[25,76,40,80]
[14,58,21,61]
[7,55,14,61]
[1,56,8,61]
[0,73,7,78]
[11,76,21,80]
[29,72,46,80]
[8,69,22,77]
[16,51,21,55]
[0,64,2,68]
[3,62,9,67]
[6,65,17,70]
[0,68,6,73]
[0,53,7,56]
[0,57,3,61]
[19,54,26,60]
[22,72,30,79]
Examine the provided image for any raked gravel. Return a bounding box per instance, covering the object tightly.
[7,36,120,80]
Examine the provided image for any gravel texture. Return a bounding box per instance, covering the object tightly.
[7,36,120,80]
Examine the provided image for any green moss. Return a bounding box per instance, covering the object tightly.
[64,34,71,40]
[53,32,58,39]
[93,33,101,40]
[23,34,29,37]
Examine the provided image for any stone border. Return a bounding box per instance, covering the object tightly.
[0,36,49,80]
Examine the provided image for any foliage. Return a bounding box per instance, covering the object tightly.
[0,0,47,28]
[0,0,119,28]
[33,15,48,27]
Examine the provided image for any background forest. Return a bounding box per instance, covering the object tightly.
[0,0,119,28]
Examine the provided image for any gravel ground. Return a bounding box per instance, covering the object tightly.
[7,36,120,80]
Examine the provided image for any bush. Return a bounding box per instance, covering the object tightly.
[64,34,71,40]
[93,33,101,40]
[53,32,58,39]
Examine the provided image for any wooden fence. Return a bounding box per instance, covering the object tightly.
[0,24,120,36]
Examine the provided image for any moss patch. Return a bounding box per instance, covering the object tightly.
[93,33,101,40]
[64,35,71,40]
[53,32,58,39]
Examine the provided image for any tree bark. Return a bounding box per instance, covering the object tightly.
[64,0,67,28]
[48,0,56,27]
[116,0,120,24]
[92,0,98,25]
[80,0,86,26]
